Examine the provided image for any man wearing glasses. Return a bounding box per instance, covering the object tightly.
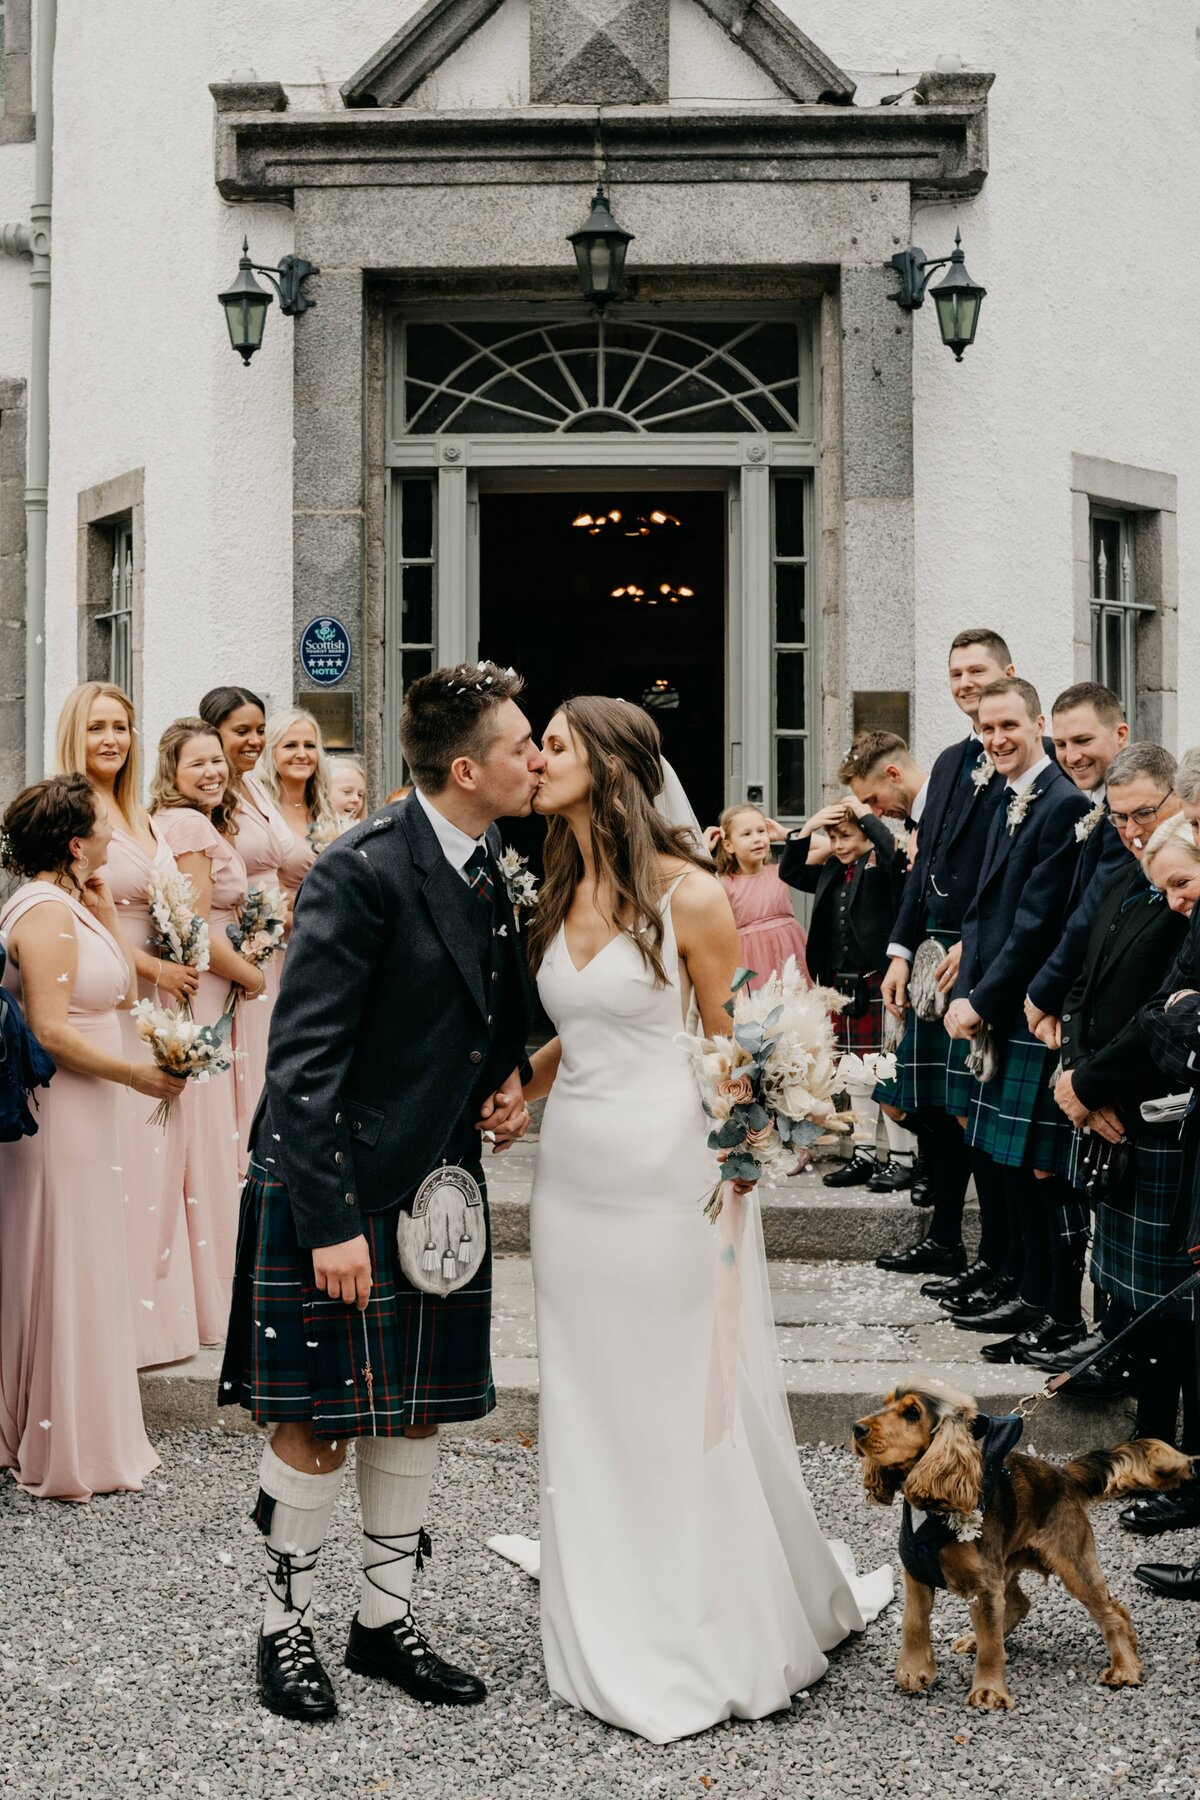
[1024,683,1131,1053]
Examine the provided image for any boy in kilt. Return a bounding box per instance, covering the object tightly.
[943,676,1092,1365]
[779,794,907,1186]
[1029,752,1196,1523]
[218,663,544,1723]
[875,629,1019,1282]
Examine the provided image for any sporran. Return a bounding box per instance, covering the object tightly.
[910,937,951,1022]
[965,1020,1000,1084]
[396,1163,487,1297]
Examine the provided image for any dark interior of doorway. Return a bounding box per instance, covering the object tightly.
[478,488,726,869]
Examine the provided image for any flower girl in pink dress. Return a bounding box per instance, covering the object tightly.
[711,804,810,990]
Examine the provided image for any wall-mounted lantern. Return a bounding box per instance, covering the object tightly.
[567,188,634,313]
[219,238,319,365]
[886,229,986,361]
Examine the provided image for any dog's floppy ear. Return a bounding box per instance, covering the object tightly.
[904,1412,983,1516]
[861,1457,905,1507]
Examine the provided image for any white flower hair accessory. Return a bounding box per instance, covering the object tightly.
[497,846,538,929]
[1005,787,1041,835]
[970,752,996,791]
[1075,799,1105,843]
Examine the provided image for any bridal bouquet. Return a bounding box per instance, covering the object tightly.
[148,870,210,1014]
[226,884,289,968]
[681,955,851,1221]
[130,999,239,1129]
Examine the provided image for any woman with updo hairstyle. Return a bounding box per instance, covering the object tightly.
[151,718,263,1344]
[55,681,199,1368]
[199,685,295,1153]
[0,774,181,1498]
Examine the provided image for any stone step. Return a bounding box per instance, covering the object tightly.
[485,1140,980,1261]
[142,1256,1130,1455]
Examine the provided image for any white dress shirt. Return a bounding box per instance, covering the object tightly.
[910,777,930,824]
[415,785,487,883]
[1006,752,1051,798]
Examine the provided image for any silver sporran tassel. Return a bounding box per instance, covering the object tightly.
[457,1230,473,1265]
[421,1237,438,1274]
[441,1248,458,1280]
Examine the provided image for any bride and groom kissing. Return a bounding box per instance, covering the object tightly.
[218,660,890,1745]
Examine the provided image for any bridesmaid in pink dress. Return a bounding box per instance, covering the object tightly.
[255,708,339,934]
[0,774,184,1498]
[150,719,267,1346]
[54,681,201,1368]
[199,687,294,1154]
[710,804,810,991]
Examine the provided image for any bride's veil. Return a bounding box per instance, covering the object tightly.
[655,757,710,860]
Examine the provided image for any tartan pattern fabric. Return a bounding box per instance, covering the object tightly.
[965,1027,1076,1171]
[218,1159,496,1436]
[833,969,886,1057]
[1083,1130,1193,1318]
[464,845,494,906]
[890,1011,973,1116]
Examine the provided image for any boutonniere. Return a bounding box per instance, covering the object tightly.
[1005,787,1041,835]
[497,846,539,930]
[1074,800,1105,843]
[970,752,996,791]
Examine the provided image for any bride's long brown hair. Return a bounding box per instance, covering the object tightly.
[526,697,712,985]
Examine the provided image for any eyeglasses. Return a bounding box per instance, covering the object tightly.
[1110,795,1171,828]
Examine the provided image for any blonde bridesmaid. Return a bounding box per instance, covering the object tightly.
[199,685,292,1155]
[54,682,201,1367]
[256,709,338,922]
[0,775,183,1498]
[150,720,264,1346]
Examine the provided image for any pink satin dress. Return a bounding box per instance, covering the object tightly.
[231,773,293,1155]
[719,866,810,992]
[106,822,200,1367]
[0,883,159,1499]
[153,807,248,1347]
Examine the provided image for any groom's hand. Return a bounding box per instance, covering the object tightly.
[475,1068,531,1154]
[312,1235,372,1310]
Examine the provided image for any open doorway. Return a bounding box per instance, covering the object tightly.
[478,485,727,850]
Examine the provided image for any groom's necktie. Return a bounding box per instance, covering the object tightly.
[464,844,494,906]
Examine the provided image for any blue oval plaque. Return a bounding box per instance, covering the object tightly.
[299,616,351,687]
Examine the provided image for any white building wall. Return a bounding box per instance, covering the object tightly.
[17,0,1200,769]
[0,139,33,375]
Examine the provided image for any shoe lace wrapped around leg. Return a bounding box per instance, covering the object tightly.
[362,1527,433,1655]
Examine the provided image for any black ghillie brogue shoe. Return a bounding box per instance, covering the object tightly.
[257,1624,338,1722]
[922,1258,995,1303]
[874,1236,966,1277]
[1121,1486,1200,1536]
[344,1612,487,1705]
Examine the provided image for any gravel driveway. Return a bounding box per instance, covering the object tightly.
[1,1431,1197,1798]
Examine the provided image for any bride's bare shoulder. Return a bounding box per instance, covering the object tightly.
[659,858,732,925]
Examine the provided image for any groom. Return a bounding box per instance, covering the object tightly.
[219,661,543,1722]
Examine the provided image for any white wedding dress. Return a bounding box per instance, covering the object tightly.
[521,881,892,1744]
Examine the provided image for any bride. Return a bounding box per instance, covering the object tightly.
[517,696,891,1744]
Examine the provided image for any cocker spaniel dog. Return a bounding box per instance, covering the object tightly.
[853,1381,1192,1711]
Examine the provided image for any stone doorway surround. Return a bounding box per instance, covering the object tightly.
[209,3,992,796]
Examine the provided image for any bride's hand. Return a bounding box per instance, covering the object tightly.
[716,1148,758,1198]
[475,1068,530,1153]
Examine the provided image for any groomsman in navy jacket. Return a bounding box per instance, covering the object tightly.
[874,628,1017,1284]
[944,677,1092,1364]
[1024,683,1131,1054]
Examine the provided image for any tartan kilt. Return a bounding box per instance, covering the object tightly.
[1084,1129,1193,1318]
[965,1027,1077,1171]
[892,1010,971,1117]
[833,970,886,1058]
[218,1158,496,1437]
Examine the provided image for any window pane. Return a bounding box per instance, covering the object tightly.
[1104,610,1124,706]
[1091,516,1121,602]
[400,479,434,561]
[774,478,805,558]
[402,649,433,699]
[776,651,806,730]
[775,564,805,644]
[776,739,806,818]
[402,564,434,644]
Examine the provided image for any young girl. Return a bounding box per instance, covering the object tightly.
[780,799,914,1190]
[328,754,368,822]
[710,804,809,991]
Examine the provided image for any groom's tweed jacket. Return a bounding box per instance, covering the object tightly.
[253,791,534,1250]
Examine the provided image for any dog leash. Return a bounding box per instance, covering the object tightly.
[1016,1265,1200,1423]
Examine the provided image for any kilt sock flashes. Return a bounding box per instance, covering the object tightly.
[255,1440,346,1638]
[356,1431,439,1628]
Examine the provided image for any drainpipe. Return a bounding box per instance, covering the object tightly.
[0,0,55,779]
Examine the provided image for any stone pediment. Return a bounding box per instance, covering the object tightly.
[340,0,855,108]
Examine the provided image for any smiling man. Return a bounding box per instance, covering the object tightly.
[943,676,1092,1366]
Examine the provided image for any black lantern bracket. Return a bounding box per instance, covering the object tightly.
[886,240,954,310]
[885,227,986,361]
[249,249,319,316]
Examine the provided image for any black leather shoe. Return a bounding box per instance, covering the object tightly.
[944,1277,1017,1323]
[822,1152,877,1189]
[979,1312,1057,1363]
[1055,1360,1135,1400]
[1023,1323,1112,1372]
[981,1316,1083,1366]
[875,1236,967,1276]
[867,1160,912,1193]
[922,1258,995,1303]
[1120,1487,1200,1536]
[909,1162,932,1207]
[344,1612,486,1705]
[1133,1561,1200,1601]
[257,1625,338,1722]
[952,1297,1048,1336]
